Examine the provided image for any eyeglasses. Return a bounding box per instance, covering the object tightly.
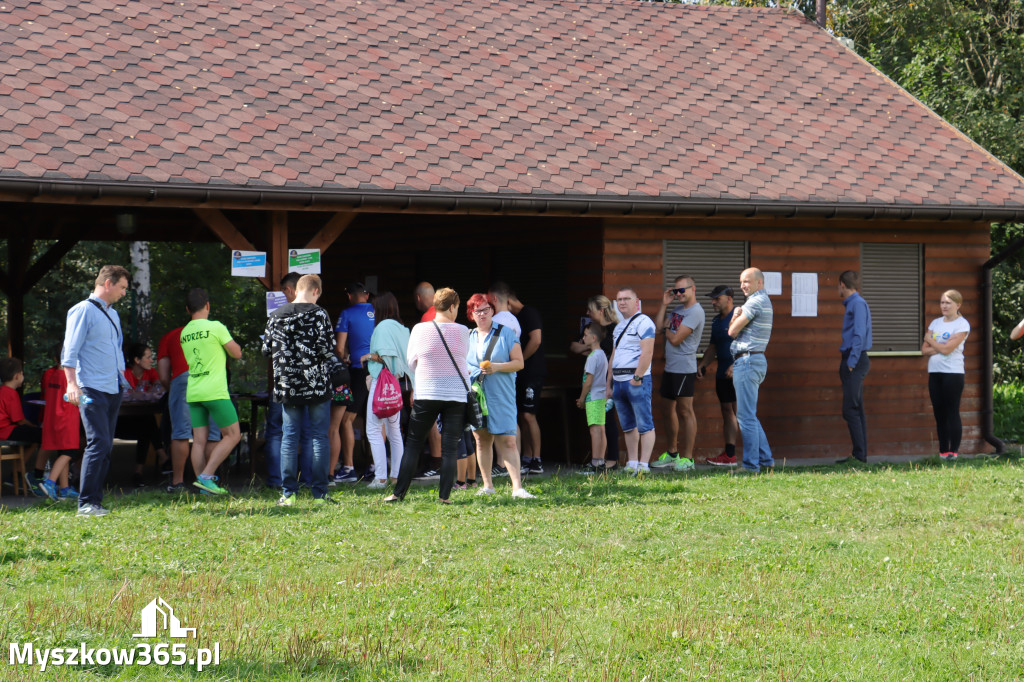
[472,307,493,316]
[672,286,690,294]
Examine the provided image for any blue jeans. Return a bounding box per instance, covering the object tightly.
[281,400,331,498]
[265,400,311,488]
[79,387,122,507]
[732,354,773,471]
[611,376,655,434]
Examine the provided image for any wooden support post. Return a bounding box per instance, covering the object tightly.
[6,235,31,361]
[193,208,270,290]
[305,212,355,256]
[268,211,288,289]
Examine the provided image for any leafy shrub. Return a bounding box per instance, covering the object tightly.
[993,381,1024,443]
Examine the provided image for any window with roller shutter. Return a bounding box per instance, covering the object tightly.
[859,243,923,352]
[662,240,748,350]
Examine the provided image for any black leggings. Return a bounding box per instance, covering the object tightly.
[393,399,466,501]
[928,373,964,454]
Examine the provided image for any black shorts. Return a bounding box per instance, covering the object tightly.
[6,424,41,444]
[660,372,696,399]
[516,375,543,414]
[715,376,737,404]
[349,366,369,417]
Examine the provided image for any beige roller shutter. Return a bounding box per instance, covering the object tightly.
[662,240,748,349]
[860,243,922,351]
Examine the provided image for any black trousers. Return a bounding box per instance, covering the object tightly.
[928,372,964,454]
[605,408,619,462]
[393,399,466,501]
[839,350,870,461]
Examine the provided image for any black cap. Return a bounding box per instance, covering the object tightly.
[346,282,367,295]
[707,285,733,298]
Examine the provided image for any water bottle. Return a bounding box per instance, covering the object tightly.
[63,393,93,405]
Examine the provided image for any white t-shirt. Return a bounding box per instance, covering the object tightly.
[927,316,970,374]
[493,311,521,339]
[610,313,657,381]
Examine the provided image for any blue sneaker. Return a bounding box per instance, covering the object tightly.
[40,478,58,501]
[58,486,80,500]
[23,472,45,497]
[336,467,359,484]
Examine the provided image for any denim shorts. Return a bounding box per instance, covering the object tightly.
[169,372,221,441]
[612,375,654,434]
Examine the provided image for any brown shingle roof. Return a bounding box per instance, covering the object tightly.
[2,0,1024,209]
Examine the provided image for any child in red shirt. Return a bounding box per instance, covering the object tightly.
[40,363,80,500]
[0,357,50,497]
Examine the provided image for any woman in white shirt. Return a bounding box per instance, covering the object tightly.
[921,289,970,460]
[385,288,469,504]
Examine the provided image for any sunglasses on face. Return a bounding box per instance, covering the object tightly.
[672,286,690,295]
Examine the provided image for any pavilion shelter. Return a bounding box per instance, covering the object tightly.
[3,0,1024,459]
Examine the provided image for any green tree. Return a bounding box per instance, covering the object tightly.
[0,240,267,392]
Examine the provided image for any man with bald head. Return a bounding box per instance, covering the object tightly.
[727,268,774,474]
[415,282,436,322]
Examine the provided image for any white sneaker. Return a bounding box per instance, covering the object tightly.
[367,480,387,489]
[476,487,496,495]
[511,488,535,499]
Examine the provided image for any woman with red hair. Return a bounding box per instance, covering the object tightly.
[465,293,534,498]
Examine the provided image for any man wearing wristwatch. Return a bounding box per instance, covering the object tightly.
[606,287,658,474]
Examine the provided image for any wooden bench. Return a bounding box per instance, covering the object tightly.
[0,440,31,498]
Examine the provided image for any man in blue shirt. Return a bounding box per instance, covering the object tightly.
[728,268,774,474]
[335,282,375,479]
[837,270,873,464]
[698,285,739,467]
[62,264,132,517]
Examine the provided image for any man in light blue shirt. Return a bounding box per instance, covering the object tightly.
[837,270,873,464]
[62,265,131,517]
[728,268,774,473]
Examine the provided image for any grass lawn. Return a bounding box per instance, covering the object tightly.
[2,457,1024,680]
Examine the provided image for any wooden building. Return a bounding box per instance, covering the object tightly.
[3,0,1024,460]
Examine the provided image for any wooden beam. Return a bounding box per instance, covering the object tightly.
[304,212,355,256]
[193,208,270,290]
[6,235,31,360]
[24,237,81,290]
[268,211,288,289]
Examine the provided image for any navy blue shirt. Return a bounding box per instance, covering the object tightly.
[709,311,735,380]
[840,292,872,367]
[335,302,375,368]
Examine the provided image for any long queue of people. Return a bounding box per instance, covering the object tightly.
[15,264,981,516]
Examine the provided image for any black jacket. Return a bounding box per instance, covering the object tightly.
[261,302,336,404]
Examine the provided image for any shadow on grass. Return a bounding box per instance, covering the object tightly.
[78,656,424,680]
[2,454,1019,516]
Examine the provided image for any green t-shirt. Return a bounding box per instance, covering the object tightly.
[180,319,233,402]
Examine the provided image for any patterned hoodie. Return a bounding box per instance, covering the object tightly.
[261,302,337,405]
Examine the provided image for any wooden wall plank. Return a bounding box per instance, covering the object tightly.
[602,218,993,460]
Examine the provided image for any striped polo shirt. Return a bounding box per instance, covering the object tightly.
[730,289,773,355]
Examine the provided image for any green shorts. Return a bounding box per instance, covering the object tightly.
[188,399,238,429]
[585,399,606,427]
